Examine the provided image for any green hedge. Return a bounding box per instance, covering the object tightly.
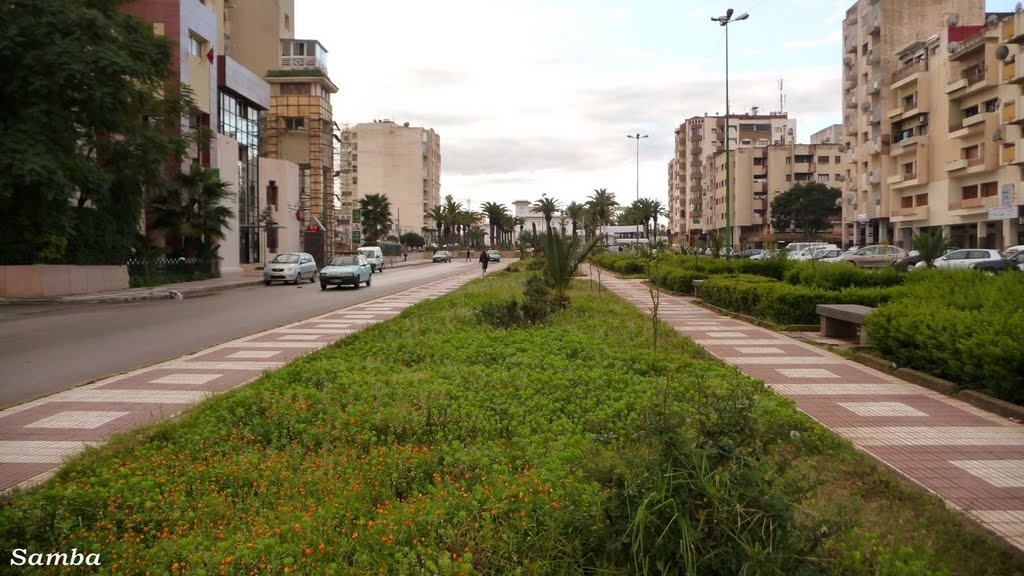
[701,275,900,326]
[867,270,1024,403]
[784,261,904,290]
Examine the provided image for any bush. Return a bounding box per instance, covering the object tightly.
[784,261,903,290]
[475,275,553,328]
[867,270,1024,402]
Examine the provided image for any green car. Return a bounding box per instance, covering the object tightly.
[319,254,372,290]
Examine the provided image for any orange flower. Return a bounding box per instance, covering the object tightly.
[352,532,359,539]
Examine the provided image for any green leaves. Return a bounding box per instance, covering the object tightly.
[770,183,841,240]
[358,193,393,243]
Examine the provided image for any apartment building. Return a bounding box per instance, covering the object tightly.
[262,39,339,262]
[845,1,1023,250]
[123,0,306,273]
[702,143,844,246]
[810,124,844,144]
[668,113,797,247]
[337,121,441,248]
[841,0,986,247]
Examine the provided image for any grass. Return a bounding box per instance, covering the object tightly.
[0,272,1021,574]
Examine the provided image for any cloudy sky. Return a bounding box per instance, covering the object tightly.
[296,0,1018,213]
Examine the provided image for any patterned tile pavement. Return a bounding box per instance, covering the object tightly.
[602,276,1024,554]
[0,267,491,492]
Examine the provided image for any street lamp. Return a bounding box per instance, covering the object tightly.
[711,8,748,256]
[836,194,857,248]
[627,133,648,250]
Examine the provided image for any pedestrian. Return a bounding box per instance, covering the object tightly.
[465,249,471,262]
[403,251,407,262]
[478,250,489,276]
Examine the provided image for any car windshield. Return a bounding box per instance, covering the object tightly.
[272,254,300,264]
[329,255,360,266]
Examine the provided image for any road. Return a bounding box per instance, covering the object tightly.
[0,261,478,409]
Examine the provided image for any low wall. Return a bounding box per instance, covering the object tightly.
[0,265,130,298]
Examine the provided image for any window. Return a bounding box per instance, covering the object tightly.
[817,174,830,183]
[284,117,305,130]
[267,181,278,207]
[984,99,998,113]
[785,174,792,182]
[901,195,914,209]
[284,13,291,31]
[835,156,841,163]
[981,181,998,197]
[188,34,203,57]
[962,184,979,200]
[280,83,308,95]
[915,193,928,206]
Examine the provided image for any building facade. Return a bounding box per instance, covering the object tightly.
[668,113,797,247]
[844,0,1023,250]
[810,124,844,144]
[338,121,441,248]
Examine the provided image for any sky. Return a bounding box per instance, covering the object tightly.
[296,0,1021,214]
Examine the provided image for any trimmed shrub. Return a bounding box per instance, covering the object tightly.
[784,261,903,290]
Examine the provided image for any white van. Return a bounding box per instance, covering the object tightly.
[784,242,831,257]
[357,246,384,272]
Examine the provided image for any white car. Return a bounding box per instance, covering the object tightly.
[264,252,318,285]
[1005,245,1024,258]
[356,246,385,272]
[813,248,846,261]
[919,249,1005,269]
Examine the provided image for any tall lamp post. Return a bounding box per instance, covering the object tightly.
[712,8,748,256]
[627,133,648,250]
[836,193,856,249]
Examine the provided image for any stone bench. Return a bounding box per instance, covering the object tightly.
[692,279,705,298]
[816,304,875,345]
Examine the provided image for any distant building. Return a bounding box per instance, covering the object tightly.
[338,120,441,248]
[810,124,843,145]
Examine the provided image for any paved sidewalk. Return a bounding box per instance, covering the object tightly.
[0,252,435,305]
[0,262,497,492]
[603,276,1024,555]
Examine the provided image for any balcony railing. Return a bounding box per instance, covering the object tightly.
[279,55,328,73]
[891,60,927,84]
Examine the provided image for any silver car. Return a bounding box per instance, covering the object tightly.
[264,252,318,285]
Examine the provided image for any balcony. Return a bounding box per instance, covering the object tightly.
[868,78,880,94]
[846,94,857,108]
[949,195,999,212]
[946,62,994,96]
[889,205,929,223]
[277,39,330,74]
[891,60,928,87]
[945,158,969,172]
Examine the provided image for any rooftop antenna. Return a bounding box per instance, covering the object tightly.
[773,78,785,114]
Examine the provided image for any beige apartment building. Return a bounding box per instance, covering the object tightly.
[337,121,441,248]
[668,113,797,247]
[844,0,1023,250]
[811,124,844,145]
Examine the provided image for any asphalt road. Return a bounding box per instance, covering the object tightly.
[0,261,477,409]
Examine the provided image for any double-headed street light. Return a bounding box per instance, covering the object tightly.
[712,8,748,256]
[627,133,648,250]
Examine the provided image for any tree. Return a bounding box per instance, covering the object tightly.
[586,188,619,232]
[426,205,445,245]
[541,232,603,308]
[441,196,463,244]
[400,232,425,249]
[480,201,506,247]
[0,0,196,264]
[149,165,235,259]
[565,201,585,237]
[770,183,841,240]
[531,196,562,232]
[358,193,393,242]
[648,200,667,244]
[912,229,950,268]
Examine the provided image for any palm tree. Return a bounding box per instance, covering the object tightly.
[480,201,506,247]
[531,195,562,232]
[648,200,668,244]
[358,193,393,243]
[150,164,235,259]
[633,198,655,239]
[426,205,445,245]
[565,201,585,238]
[541,232,603,308]
[586,188,618,233]
[514,216,526,245]
[912,229,950,267]
[441,196,463,244]
[468,225,486,248]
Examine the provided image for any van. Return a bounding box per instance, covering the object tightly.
[357,246,384,272]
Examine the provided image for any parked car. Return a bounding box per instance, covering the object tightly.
[319,254,372,290]
[1008,250,1024,271]
[264,252,317,285]
[1004,245,1024,258]
[838,245,908,268]
[487,250,501,262]
[812,248,845,261]
[432,250,452,263]
[748,249,779,261]
[892,250,923,271]
[923,249,1007,269]
[734,248,764,259]
[356,246,385,272]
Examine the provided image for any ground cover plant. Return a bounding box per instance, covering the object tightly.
[1,273,1021,574]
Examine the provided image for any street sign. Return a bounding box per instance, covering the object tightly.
[989,206,1016,220]
[1000,184,1015,208]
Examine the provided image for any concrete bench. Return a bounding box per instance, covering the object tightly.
[816,304,875,345]
[692,279,705,298]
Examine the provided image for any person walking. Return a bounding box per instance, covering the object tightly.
[465,249,471,262]
[478,250,489,276]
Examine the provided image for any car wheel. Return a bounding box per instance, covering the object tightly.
[309,272,316,283]
[365,274,371,287]
[353,279,360,290]
[264,280,271,286]
[320,283,326,291]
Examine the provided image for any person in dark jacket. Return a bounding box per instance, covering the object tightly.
[478,250,489,276]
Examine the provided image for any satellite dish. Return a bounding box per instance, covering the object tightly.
[843,55,854,66]
[836,174,846,181]
[403,122,410,127]
[1017,1,1023,13]
[997,45,1010,60]
[787,128,794,135]
[835,197,844,207]
[948,41,960,53]
[992,128,1003,142]
[861,101,871,111]
[845,193,856,203]
[946,13,960,26]
[838,144,847,152]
